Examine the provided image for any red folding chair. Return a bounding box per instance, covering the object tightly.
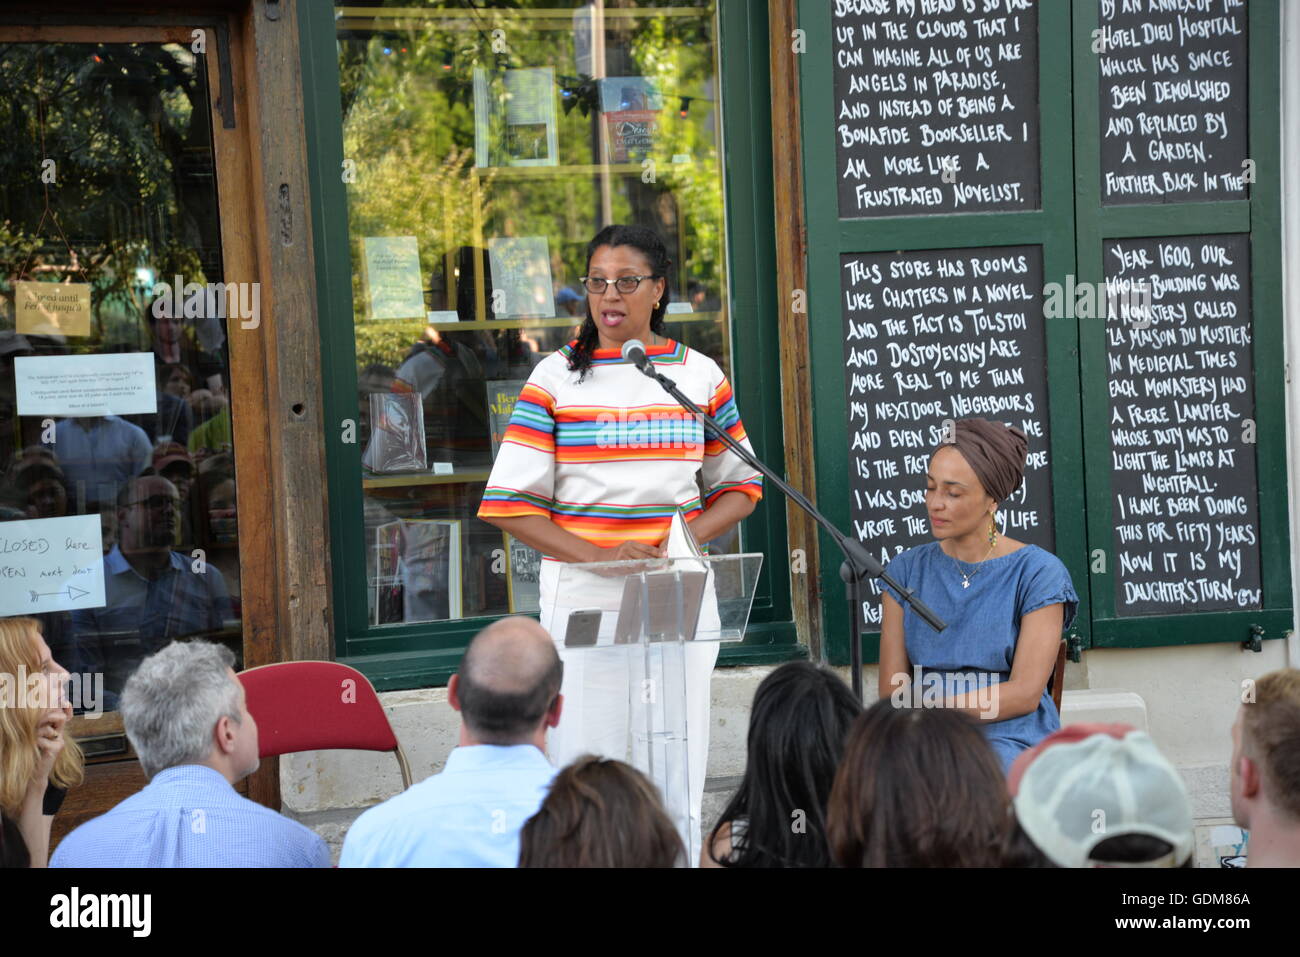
[238,661,413,790]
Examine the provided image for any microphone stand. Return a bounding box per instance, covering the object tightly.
[630,354,946,701]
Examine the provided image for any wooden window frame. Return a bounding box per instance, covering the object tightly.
[0,1,333,817]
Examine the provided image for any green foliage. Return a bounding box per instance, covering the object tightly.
[0,41,214,348]
[354,318,427,371]
[336,5,727,355]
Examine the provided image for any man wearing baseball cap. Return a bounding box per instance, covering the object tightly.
[1006,723,1195,867]
[1231,668,1300,867]
[152,442,196,545]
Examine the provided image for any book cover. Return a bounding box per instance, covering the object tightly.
[475,66,558,167]
[486,379,528,458]
[362,392,428,473]
[505,533,542,615]
[503,67,559,166]
[598,77,663,163]
[372,519,463,624]
[401,519,463,623]
[486,236,554,319]
[363,236,425,320]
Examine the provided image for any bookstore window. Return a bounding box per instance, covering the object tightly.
[332,1,733,628]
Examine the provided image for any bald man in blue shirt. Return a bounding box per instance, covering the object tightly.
[341,617,563,868]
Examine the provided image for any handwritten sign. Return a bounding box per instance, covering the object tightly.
[14,353,157,417]
[14,281,92,337]
[1098,0,1248,205]
[0,514,105,616]
[831,0,1040,217]
[1105,234,1260,615]
[840,245,1055,627]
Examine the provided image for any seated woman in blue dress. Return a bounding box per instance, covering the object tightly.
[878,418,1078,773]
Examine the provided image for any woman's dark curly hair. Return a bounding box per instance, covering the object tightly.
[568,224,673,382]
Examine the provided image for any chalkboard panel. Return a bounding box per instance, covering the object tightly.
[841,245,1055,627]
[1105,234,1261,616]
[1098,0,1249,205]
[831,0,1040,218]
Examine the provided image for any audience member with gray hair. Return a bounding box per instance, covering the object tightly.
[341,616,563,867]
[51,641,328,868]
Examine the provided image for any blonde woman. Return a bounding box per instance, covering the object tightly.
[0,617,83,867]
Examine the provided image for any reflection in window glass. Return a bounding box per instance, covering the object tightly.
[0,43,243,712]
[335,1,734,627]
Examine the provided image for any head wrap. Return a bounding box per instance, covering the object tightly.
[935,418,1028,503]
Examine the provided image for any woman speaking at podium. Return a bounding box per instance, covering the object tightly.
[478,224,763,851]
[878,418,1078,773]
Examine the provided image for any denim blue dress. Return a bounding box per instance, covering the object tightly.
[882,542,1078,773]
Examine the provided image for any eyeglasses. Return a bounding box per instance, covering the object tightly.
[127,495,180,510]
[579,275,660,295]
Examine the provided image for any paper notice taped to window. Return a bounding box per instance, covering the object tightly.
[14,353,158,417]
[14,280,92,337]
[0,514,106,615]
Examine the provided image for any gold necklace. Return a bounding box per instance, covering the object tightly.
[949,539,997,589]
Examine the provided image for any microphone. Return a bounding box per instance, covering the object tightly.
[621,338,653,374]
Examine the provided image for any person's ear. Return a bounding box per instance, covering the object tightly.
[447,673,462,713]
[546,693,563,729]
[213,714,237,756]
[1237,753,1261,800]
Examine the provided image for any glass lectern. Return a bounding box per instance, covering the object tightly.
[546,553,763,864]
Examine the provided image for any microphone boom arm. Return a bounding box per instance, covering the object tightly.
[632,359,945,697]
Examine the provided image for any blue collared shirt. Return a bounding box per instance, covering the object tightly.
[50,765,329,868]
[340,744,557,868]
[47,415,152,507]
[70,546,233,706]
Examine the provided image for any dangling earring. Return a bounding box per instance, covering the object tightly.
[988,513,998,549]
[654,300,660,308]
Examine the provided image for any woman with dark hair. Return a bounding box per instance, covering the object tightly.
[518,755,684,867]
[827,700,1008,867]
[479,224,763,861]
[878,418,1078,772]
[703,661,860,868]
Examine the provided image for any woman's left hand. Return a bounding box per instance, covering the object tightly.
[32,708,67,787]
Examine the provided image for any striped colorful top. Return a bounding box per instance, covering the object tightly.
[478,338,763,556]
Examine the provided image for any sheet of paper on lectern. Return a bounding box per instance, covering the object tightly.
[665,507,706,566]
